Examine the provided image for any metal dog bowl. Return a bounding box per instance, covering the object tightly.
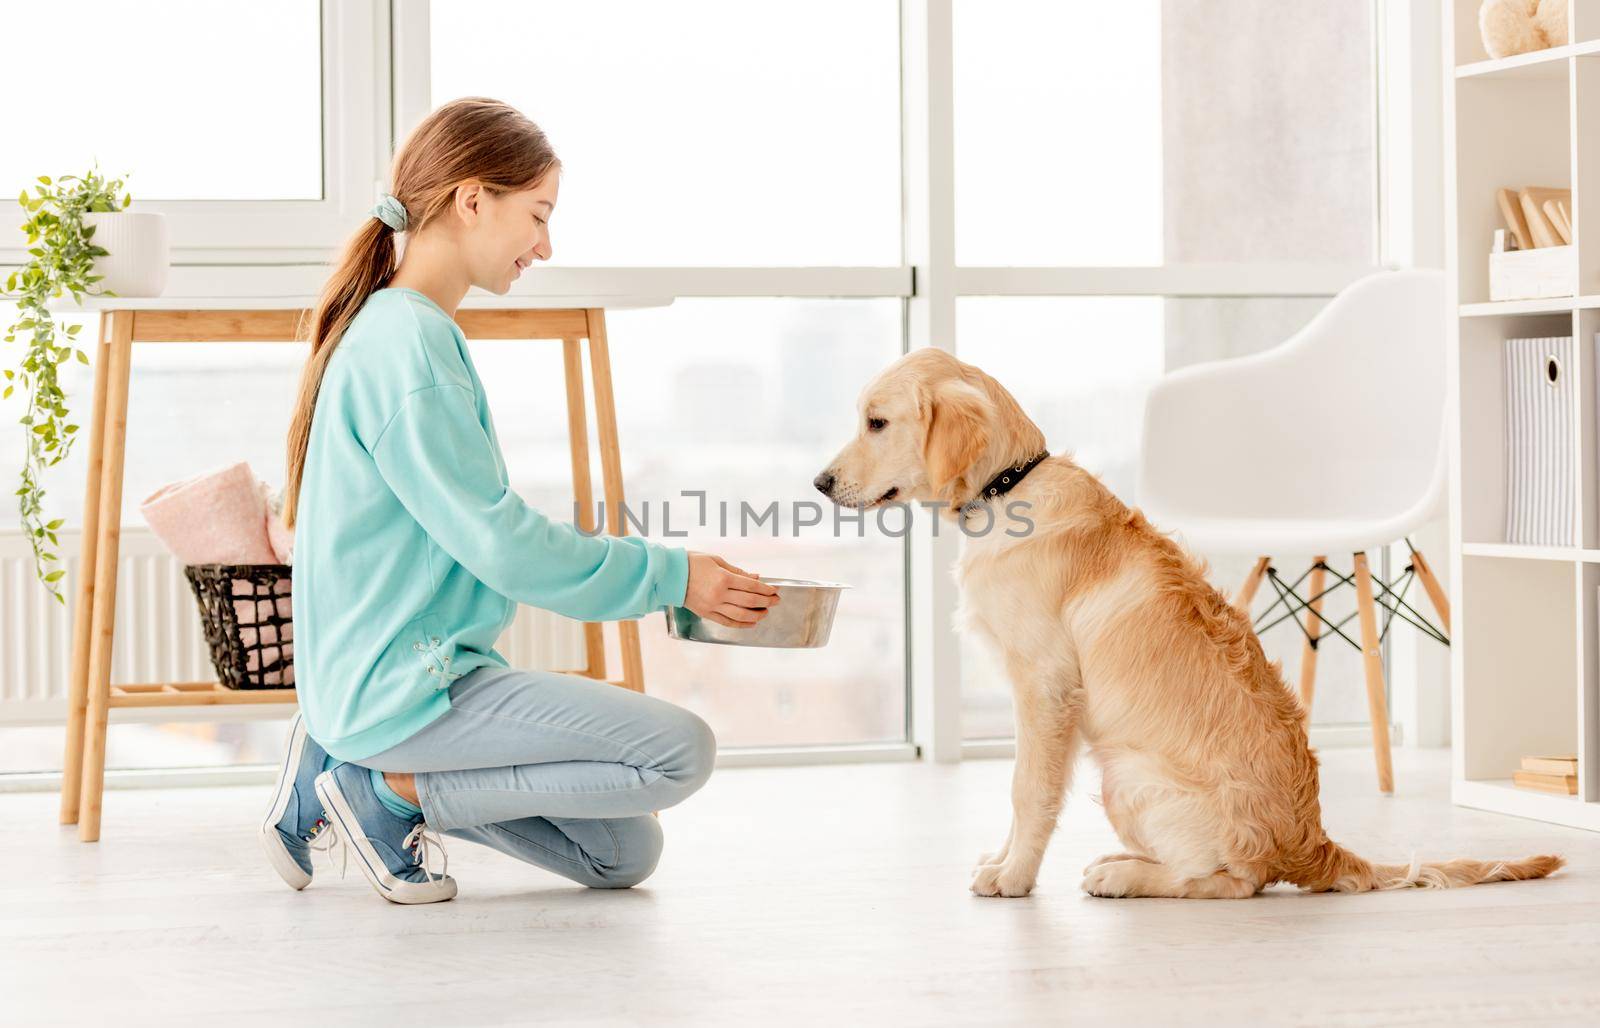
[663,577,850,648]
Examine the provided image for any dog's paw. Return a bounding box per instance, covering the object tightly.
[970,860,1036,898]
[974,847,1009,871]
[1081,859,1148,898]
[1083,852,1147,875]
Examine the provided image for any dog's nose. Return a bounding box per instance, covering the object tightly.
[813,471,835,496]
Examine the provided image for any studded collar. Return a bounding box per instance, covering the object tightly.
[963,450,1050,514]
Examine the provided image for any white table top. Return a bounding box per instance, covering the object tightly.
[47,293,674,313]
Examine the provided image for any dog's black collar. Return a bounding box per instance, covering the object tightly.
[964,450,1049,512]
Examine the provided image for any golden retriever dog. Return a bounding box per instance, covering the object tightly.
[815,348,1562,899]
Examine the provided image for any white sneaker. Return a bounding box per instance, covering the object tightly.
[258,712,337,890]
[313,762,456,905]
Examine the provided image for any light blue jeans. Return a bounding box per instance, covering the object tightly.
[356,665,716,889]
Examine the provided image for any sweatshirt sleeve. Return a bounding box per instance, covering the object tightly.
[370,383,689,620]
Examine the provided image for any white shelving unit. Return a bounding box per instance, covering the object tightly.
[1445,0,1600,830]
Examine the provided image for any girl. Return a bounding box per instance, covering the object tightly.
[258,97,779,904]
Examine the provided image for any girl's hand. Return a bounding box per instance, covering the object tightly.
[683,552,781,629]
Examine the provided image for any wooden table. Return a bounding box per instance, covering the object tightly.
[52,295,669,841]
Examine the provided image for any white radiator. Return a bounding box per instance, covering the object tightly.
[0,527,585,726]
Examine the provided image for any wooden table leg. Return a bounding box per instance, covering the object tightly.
[78,311,134,842]
[59,315,116,825]
[1353,551,1396,795]
[563,336,607,681]
[586,308,646,694]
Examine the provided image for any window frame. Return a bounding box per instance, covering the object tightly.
[914,0,1429,755]
[0,0,389,268]
[0,0,1440,773]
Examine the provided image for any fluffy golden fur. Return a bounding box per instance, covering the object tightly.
[816,348,1563,899]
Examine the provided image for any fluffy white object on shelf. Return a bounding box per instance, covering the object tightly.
[1479,0,1568,59]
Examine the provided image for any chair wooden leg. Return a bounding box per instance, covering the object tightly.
[1235,557,1270,612]
[1297,556,1327,717]
[586,309,646,695]
[562,337,607,682]
[1353,552,1395,794]
[1409,546,1451,635]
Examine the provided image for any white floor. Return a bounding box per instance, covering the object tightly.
[5,747,1597,1027]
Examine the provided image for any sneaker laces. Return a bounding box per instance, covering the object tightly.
[404,821,449,883]
[305,816,349,879]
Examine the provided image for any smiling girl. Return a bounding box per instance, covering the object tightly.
[258,97,778,904]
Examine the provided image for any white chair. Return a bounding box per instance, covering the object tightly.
[1137,269,1450,794]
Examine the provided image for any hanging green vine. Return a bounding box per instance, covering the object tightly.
[2,167,128,604]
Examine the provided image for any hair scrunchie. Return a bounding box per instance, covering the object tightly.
[371,193,409,232]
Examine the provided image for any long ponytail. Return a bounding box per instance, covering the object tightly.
[282,97,559,529]
[282,220,395,528]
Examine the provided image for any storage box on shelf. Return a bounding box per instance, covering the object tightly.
[1456,313,1580,552]
[1490,244,1575,301]
[1502,334,1580,547]
[1446,0,1600,830]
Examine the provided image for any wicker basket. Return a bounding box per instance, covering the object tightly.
[183,564,294,690]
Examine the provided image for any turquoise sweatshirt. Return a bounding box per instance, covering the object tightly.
[293,287,689,761]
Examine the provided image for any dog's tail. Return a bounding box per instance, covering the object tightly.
[1296,842,1564,892]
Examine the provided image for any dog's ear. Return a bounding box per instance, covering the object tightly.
[923,379,990,495]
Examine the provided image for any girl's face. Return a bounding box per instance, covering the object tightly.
[452,170,559,294]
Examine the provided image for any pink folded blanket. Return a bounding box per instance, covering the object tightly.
[139,461,292,565]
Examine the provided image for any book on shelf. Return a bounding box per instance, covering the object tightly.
[1521,754,1578,776]
[1512,769,1578,795]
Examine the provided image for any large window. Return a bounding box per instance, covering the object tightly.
[479,300,908,747]
[955,298,1163,738]
[0,4,911,774]
[429,0,903,266]
[952,0,1382,739]
[0,1,1418,776]
[953,1,1163,267]
[428,1,910,748]
[0,302,907,773]
[0,0,382,264]
[0,1,322,202]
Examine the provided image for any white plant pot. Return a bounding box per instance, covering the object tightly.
[80,211,169,297]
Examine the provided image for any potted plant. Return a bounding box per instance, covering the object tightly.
[2,167,167,603]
